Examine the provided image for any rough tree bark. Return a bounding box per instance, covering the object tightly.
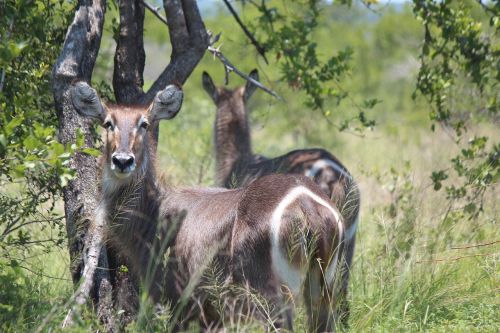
[113,0,209,106]
[113,0,146,104]
[52,0,208,330]
[51,1,115,330]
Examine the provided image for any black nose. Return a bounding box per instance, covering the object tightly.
[112,154,134,171]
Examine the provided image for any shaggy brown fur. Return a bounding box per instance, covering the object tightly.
[71,82,346,332]
[203,70,361,323]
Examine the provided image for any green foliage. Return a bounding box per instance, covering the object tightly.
[0,1,79,265]
[238,0,377,130]
[382,163,417,260]
[413,0,499,218]
[349,159,498,332]
[1,1,498,332]
[414,0,499,127]
[0,254,76,333]
[443,137,498,218]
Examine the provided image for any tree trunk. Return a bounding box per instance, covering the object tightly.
[53,0,208,330]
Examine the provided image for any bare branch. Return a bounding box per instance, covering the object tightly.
[113,0,146,104]
[53,1,106,92]
[143,0,168,25]
[17,264,71,281]
[182,0,208,42]
[222,0,269,64]
[0,19,14,93]
[164,0,188,52]
[63,207,108,328]
[416,252,498,264]
[476,0,496,15]
[139,0,209,105]
[207,42,281,99]
[142,4,280,101]
[451,240,500,250]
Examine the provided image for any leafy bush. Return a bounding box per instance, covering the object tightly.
[0,1,76,265]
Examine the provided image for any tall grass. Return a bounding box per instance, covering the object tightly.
[1,3,498,332]
[1,117,497,332]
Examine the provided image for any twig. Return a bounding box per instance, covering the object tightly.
[416,252,498,264]
[142,0,168,25]
[476,0,496,15]
[18,264,71,281]
[62,205,107,328]
[0,19,14,93]
[208,42,281,100]
[451,240,500,250]
[142,0,280,100]
[0,66,6,93]
[138,0,209,105]
[222,0,268,64]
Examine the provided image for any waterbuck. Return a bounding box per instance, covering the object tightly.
[71,82,346,331]
[202,70,360,322]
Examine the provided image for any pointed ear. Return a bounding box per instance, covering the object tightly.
[148,85,184,122]
[71,81,105,122]
[202,71,219,102]
[244,69,259,102]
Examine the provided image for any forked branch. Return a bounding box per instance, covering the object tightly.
[143,0,168,25]
[142,1,280,100]
[222,0,269,64]
[62,213,109,327]
[139,0,209,105]
[207,34,280,100]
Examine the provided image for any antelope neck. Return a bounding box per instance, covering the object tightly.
[214,99,253,186]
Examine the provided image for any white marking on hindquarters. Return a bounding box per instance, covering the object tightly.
[271,186,344,295]
[305,159,351,180]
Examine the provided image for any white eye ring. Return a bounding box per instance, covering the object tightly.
[140,121,149,130]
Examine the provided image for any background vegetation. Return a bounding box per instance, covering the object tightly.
[0,0,498,332]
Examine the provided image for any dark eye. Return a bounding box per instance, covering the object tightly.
[140,121,149,130]
[103,121,114,130]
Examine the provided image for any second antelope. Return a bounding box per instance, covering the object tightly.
[203,70,361,322]
[72,82,346,332]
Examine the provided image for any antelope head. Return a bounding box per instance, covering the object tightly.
[71,82,183,182]
[202,69,259,111]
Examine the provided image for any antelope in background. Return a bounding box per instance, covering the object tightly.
[71,82,346,332]
[203,70,361,323]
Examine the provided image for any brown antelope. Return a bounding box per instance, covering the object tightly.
[202,70,360,323]
[71,82,346,331]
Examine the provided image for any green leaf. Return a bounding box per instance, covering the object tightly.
[82,147,101,157]
[431,170,448,191]
[24,161,36,169]
[50,142,65,157]
[23,135,40,151]
[4,116,24,136]
[59,173,74,188]
[75,128,85,148]
[12,165,26,177]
